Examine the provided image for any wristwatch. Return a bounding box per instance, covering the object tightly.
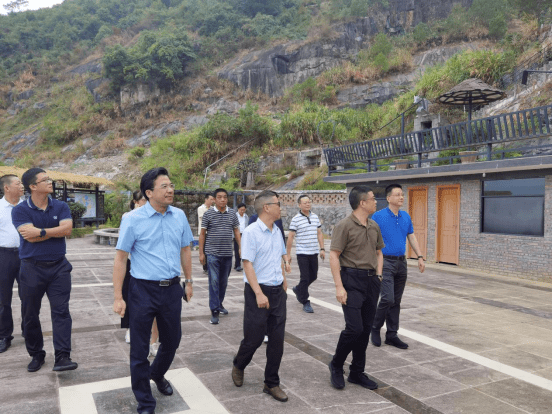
[184,279,193,284]
[417,256,424,260]
[40,228,46,237]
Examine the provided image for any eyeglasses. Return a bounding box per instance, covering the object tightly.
[265,202,281,207]
[155,183,175,190]
[35,178,53,184]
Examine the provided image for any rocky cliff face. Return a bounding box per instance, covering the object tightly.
[218,0,473,97]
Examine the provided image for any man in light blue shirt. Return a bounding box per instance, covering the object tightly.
[112,167,194,414]
[232,190,291,403]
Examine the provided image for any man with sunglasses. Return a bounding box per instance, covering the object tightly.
[113,167,194,414]
[286,194,325,313]
[11,168,77,373]
[328,186,384,391]
[232,191,291,402]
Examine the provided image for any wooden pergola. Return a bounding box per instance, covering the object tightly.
[0,166,114,227]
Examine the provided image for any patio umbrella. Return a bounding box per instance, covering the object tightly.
[438,78,506,149]
[438,78,506,122]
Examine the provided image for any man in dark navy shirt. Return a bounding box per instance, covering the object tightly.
[11,168,77,373]
[370,184,425,350]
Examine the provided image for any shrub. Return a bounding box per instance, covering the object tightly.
[129,147,145,158]
[67,201,87,225]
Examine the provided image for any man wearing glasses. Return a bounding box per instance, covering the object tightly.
[232,191,291,402]
[286,194,325,313]
[199,188,241,325]
[113,167,194,414]
[328,186,384,391]
[11,168,76,372]
[370,184,425,350]
[0,174,24,354]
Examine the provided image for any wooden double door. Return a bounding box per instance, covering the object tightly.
[408,185,460,265]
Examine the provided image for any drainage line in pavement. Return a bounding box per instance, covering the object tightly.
[407,281,552,320]
[284,331,443,414]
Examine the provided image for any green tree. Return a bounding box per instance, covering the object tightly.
[3,0,28,13]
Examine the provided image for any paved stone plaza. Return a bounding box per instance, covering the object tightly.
[3,236,552,413]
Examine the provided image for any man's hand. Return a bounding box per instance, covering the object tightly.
[199,252,206,266]
[256,291,269,309]
[19,225,41,240]
[113,298,126,318]
[418,258,425,273]
[320,250,326,261]
[283,278,288,292]
[184,283,193,302]
[284,262,291,274]
[336,286,347,305]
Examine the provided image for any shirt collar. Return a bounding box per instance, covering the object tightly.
[214,205,229,213]
[145,201,173,217]
[349,213,372,229]
[386,207,402,218]
[300,210,311,224]
[26,195,53,211]
[257,218,277,234]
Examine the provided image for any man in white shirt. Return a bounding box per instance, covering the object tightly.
[234,203,248,272]
[286,195,325,314]
[0,174,24,353]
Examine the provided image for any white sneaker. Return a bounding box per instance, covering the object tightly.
[149,342,159,357]
[125,329,130,344]
[263,335,269,343]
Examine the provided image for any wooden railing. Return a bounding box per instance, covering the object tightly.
[324,103,552,175]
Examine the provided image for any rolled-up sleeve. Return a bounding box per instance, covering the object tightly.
[180,212,194,247]
[241,228,256,263]
[116,215,135,253]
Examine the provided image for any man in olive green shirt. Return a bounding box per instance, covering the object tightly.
[328,186,384,391]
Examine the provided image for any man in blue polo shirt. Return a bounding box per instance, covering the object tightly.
[232,190,291,403]
[11,168,76,373]
[113,167,194,414]
[370,184,425,350]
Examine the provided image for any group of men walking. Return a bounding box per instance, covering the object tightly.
[1,166,425,414]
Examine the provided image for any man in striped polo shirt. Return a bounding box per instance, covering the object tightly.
[199,188,241,325]
[286,194,325,313]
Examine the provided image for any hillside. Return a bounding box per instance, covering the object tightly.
[0,0,550,191]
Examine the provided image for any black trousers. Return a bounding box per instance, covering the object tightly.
[295,254,318,304]
[121,259,131,329]
[129,277,183,413]
[234,283,287,387]
[233,236,242,268]
[0,248,22,340]
[372,257,408,339]
[332,268,380,374]
[19,257,73,360]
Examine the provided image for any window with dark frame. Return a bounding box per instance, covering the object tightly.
[481,178,545,237]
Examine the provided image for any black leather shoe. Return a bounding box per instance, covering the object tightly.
[328,361,345,389]
[53,356,78,371]
[140,411,155,414]
[151,377,173,396]
[348,372,378,390]
[28,354,45,372]
[219,306,229,315]
[371,329,381,347]
[235,266,243,272]
[385,336,408,349]
[292,286,302,304]
[0,338,11,353]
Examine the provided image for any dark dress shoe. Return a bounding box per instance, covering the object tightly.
[385,336,408,349]
[371,329,381,347]
[263,384,288,402]
[328,361,345,389]
[0,338,11,353]
[235,266,243,272]
[53,356,78,371]
[28,354,45,372]
[151,377,173,396]
[232,365,244,387]
[292,286,302,303]
[140,411,155,414]
[348,372,378,390]
[219,306,229,315]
